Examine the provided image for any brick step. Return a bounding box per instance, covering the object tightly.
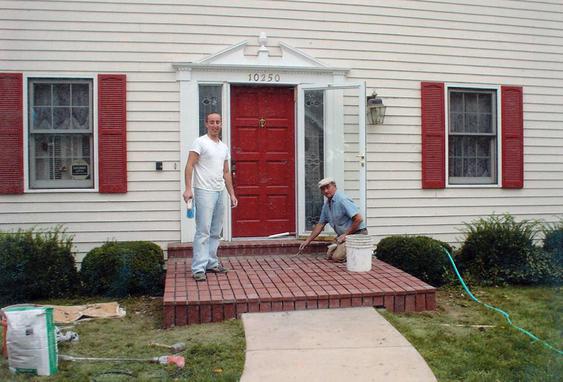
[163,255,436,327]
[167,239,329,258]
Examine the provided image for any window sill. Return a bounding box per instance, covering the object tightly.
[25,188,99,193]
[446,184,500,188]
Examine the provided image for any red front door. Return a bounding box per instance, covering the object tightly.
[231,86,295,237]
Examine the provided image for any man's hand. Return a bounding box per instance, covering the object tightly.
[230,194,238,208]
[183,189,193,204]
[336,234,347,244]
[298,223,325,255]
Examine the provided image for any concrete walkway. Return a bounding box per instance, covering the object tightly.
[240,307,437,382]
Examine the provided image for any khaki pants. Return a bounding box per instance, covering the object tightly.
[326,230,368,262]
[326,243,347,262]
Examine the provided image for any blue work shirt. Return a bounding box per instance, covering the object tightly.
[318,191,365,236]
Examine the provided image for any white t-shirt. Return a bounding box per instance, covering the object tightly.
[190,135,230,191]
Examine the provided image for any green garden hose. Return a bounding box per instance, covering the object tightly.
[441,247,562,356]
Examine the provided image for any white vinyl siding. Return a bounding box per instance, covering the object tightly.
[0,0,562,256]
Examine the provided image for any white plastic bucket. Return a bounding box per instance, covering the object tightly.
[346,235,373,272]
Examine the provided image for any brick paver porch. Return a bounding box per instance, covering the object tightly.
[164,243,436,327]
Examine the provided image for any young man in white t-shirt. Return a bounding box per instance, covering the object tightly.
[183,113,238,281]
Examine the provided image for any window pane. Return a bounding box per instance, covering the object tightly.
[34,84,51,106]
[465,93,478,112]
[449,157,462,177]
[198,85,222,136]
[478,93,492,113]
[32,107,52,129]
[464,137,476,156]
[466,113,478,133]
[476,137,491,157]
[450,92,463,112]
[54,84,70,106]
[304,89,324,230]
[54,107,71,129]
[463,157,476,177]
[31,134,93,188]
[479,113,492,133]
[34,135,50,156]
[477,158,490,177]
[450,112,463,132]
[72,107,90,129]
[72,83,89,106]
[449,136,463,157]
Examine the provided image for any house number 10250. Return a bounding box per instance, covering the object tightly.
[248,73,281,82]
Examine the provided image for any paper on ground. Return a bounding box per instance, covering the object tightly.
[43,302,126,324]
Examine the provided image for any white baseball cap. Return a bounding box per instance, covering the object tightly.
[318,177,336,188]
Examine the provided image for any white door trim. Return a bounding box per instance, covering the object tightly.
[176,52,351,243]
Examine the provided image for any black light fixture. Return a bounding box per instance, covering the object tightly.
[366,91,386,125]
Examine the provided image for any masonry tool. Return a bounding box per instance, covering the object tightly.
[149,341,186,353]
[59,354,185,368]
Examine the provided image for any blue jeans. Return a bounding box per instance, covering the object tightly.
[192,188,225,275]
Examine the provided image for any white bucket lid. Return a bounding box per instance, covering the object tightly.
[346,234,373,241]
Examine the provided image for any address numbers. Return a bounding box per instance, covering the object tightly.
[248,73,281,82]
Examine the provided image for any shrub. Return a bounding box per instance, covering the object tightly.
[375,235,454,287]
[0,227,79,306]
[542,221,563,283]
[543,222,563,260]
[456,214,559,286]
[81,241,165,297]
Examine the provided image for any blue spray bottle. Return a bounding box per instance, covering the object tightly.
[186,199,195,219]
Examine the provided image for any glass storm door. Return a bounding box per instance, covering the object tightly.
[297,83,367,236]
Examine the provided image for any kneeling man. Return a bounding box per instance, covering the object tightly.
[299,177,367,261]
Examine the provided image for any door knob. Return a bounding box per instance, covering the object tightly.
[259,118,266,128]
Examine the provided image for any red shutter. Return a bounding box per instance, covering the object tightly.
[421,82,445,189]
[501,86,524,189]
[98,74,127,193]
[0,73,24,194]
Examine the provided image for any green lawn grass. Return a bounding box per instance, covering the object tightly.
[0,297,245,381]
[381,286,562,382]
[1,287,560,381]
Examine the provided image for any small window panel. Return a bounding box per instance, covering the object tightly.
[198,84,222,136]
[304,89,325,230]
[448,88,498,185]
[29,79,94,189]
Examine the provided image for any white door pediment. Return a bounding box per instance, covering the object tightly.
[173,33,348,74]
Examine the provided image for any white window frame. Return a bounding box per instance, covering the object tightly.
[445,83,502,188]
[23,73,99,193]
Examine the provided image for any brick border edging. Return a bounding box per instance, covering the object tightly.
[167,240,331,258]
[163,291,436,327]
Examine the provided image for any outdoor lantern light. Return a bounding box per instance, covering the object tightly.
[366,91,386,125]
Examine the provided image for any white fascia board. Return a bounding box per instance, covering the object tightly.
[173,63,349,75]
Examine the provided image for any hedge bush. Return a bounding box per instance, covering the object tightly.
[456,214,559,286]
[543,222,562,259]
[375,235,454,287]
[542,222,563,283]
[81,241,165,297]
[0,228,79,306]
